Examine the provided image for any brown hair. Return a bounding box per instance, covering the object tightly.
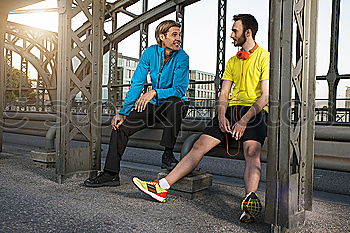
[155,20,181,46]
[233,14,258,40]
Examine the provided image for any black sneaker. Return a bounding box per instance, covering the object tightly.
[161,152,179,171]
[83,172,120,187]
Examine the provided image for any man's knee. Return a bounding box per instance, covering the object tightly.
[111,125,128,135]
[244,143,261,159]
[111,128,121,136]
[191,137,210,153]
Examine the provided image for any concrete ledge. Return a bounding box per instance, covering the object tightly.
[30,150,55,168]
[158,170,212,199]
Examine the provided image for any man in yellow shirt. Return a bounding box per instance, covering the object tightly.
[133,14,269,223]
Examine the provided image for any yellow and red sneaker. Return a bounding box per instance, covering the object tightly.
[240,192,262,218]
[239,210,255,223]
[132,177,168,203]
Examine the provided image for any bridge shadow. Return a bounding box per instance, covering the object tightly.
[129,172,270,232]
[184,185,269,232]
[1,148,269,232]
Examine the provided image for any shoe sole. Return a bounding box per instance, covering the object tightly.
[240,217,255,223]
[132,178,166,203]
[239,212,255,223]
[84,181,120,188]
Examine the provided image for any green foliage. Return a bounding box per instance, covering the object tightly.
[6,66,36,102]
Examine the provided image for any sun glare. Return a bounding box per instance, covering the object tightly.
[8,0,58,32]
[9,12,58,32]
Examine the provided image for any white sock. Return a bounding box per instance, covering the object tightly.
[159,178,170,189]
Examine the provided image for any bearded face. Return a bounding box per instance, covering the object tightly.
[230,20,248,47]
[234,30,247,47]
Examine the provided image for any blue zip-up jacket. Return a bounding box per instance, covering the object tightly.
[119,45,189,116]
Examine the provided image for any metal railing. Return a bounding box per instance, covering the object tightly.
[3,80,350,124]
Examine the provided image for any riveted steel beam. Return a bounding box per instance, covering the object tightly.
[107,11,121,111]
[176,4,185,45]
[112,0,140,10]
[315,1,350,123]
[214,0,226,99]
[9,8,58,14]
[0,13,8,151]
[75,0,199,55]
[108,0,200,46]
[75,0,140,38]
[265,0,318,231]
[56,0,105,183]
[4,21,58,110]
[326,0,340,122]
[4,43,55,101]
[139,0,148,57]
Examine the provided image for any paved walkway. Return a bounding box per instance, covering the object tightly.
[0,149,349,233]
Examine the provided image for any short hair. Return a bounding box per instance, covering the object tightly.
[233,14,258,40]
[155,20,181,46]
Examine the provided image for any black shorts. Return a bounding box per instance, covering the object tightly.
[203,106,268,145]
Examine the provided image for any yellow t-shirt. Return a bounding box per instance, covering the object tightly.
[222,46,270,111]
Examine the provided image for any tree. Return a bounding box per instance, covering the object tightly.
[5,66,36,103]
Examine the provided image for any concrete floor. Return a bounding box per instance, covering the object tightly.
[0,146,349,233]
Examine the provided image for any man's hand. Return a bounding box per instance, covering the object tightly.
[231,119,247,140]
[111,114,126,130]
[134,90,157,112]
[218,115,231,133]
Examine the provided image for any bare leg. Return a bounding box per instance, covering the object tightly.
[165,134,221,186]
[243,140,262,194]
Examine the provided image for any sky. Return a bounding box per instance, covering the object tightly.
[7,0,350,105]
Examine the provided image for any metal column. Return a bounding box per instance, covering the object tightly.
[326,0,340,122]
[108,12,119,110]
[315,0,350,123]
[215,0,227,100]
[5,49,12,107]
[265,0,318,231]
[176,4,185,45]
[139,0,148,57]
[0,13,8,152]
[20,55,28,107]
[56,0,105,183]
[305,0,319,211]
[36,50,45,111]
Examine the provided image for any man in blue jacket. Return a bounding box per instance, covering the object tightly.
[84,20,190,187]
